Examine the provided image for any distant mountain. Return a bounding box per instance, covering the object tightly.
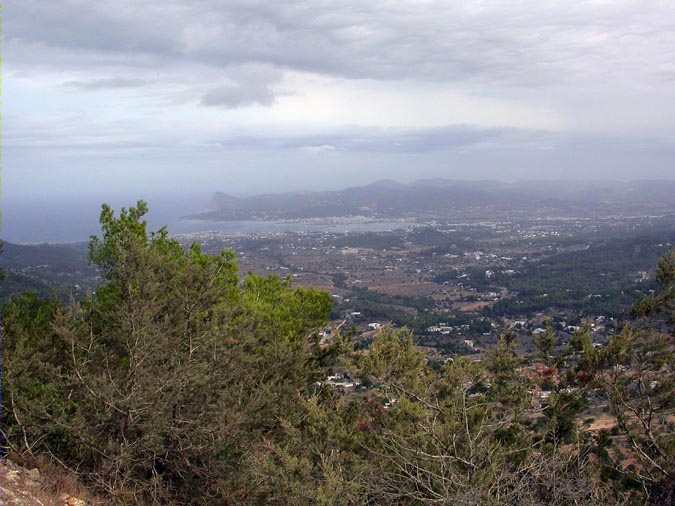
[188,179,675,221]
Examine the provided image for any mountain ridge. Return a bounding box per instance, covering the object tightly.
[190,179,675,222]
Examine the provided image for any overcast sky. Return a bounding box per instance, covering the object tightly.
[5,0,675,201]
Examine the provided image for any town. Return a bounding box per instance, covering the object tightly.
[180,211,673,360]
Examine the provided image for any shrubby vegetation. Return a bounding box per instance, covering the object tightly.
[431,234,672,318]
[2,203,673,504]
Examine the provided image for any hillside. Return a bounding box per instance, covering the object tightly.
[2,202,672,505]
[0,242,97,303]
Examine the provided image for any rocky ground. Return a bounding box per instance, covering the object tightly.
[0,458,88,506]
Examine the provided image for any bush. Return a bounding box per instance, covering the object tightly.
[3,202,331,504]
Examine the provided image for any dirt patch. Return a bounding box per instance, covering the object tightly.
[370,282,439,297]
[0,458,94,506]
[586,414,617,432]
[456,301,491,312]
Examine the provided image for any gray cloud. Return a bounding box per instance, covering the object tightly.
[201,84,275,108]
[7,0,675,142]
[199,64,283,108]
[216,125,510,152]
[62,78,148,90]
[213,126,675,160]
[8,1,675,87]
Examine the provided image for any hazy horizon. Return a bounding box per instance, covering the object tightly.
[3,176,674,244]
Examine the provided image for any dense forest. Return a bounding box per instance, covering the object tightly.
[1,203,673,505]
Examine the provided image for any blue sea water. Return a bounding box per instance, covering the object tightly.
[1,195,202,244]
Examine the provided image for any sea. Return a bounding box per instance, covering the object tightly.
[1,195,416,244]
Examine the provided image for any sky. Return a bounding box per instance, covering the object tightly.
[4,0,675,203]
